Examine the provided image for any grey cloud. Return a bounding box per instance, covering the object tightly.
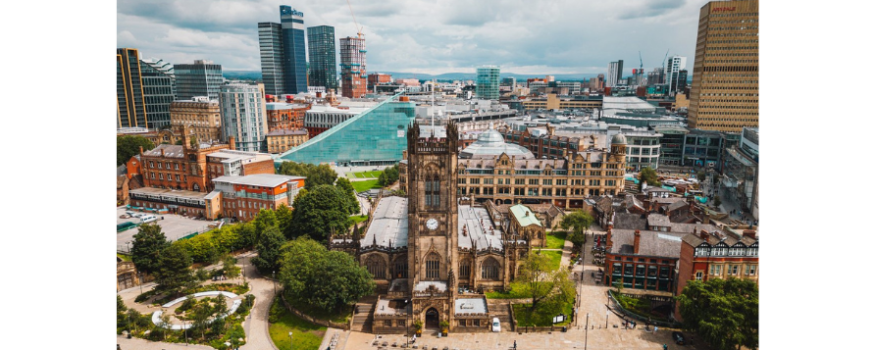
[618,0,689,20]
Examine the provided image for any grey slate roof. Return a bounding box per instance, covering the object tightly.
[667,200,689,212]
[458,205,503,250]
[612,212,648,230]
[610,229,687,258]
[647,214,671,227]
[361,196,409,248]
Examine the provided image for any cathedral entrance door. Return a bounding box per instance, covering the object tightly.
[425,308,440,330]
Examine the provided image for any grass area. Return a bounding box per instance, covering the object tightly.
[610,291,670,322]
[534,250,562,271]
[544,231,567,249]
[351,179,381,192]
[269,297,328,350]
[350,215,369,224]
[117,253,132,261]
[485,288,533,299]
[512,301,573,327]
[286,295,354,324]
[348,170,383,179]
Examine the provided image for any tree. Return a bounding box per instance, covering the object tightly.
[252,209,279,244]
[639,167,661,192]
[279,237,375,311]
[223,255,241,279]
[117,295,127,312]
[697,170,707,182]
[278,161,338,190]
[234,222,257,249]
[191,300,213,340]
[275,204,294,238]
[511,252,576,325]
[117,135,155,166]
[714,196,722,208]
[289,184,353,242]
[377,164,401,187]
[560,211,594,246]
[131,223,171,275]
[335,177,361,215]
[153,244,194,293]
[251,226,287,275]
[676,278,758,350]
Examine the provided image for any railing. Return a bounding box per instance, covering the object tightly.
[606,291,680,328]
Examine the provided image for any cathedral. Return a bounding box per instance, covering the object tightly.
[330,121,628,333]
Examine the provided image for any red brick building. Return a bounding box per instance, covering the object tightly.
[266,102,310,132]
[675,229,759,320]
[367,73,391,90]
[213,174,306,221]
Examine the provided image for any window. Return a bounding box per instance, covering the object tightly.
[529,179,538,185]
[695,272,703,280]
[747,265,757,276]
[481,258,500,280]
[394,258,408,278]
[157,162,162,169]
[366,256,386,279]
[425,175,440,207]
[460,259,471,279]
[426,253,440,279]
[729,265,739,275]
[710,265,723,276]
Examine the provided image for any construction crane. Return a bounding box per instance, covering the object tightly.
[661,49,670,70]
[639,51,644,74]
[346,0,364,38]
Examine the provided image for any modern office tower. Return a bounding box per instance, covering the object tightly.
[500,77,516,87]
[175,60,223,101]
[140,58,176,129]
[476,66,500,100]
[689,0,759,136]
[677,70,689,95]
[307,25,337,92]
[280,6,307,94]
[258,22,285,95]
[664,56,688,96]
[117,48,148,128]
[606,60,624,88]
[220,84,268,152]
[340,36,367,98]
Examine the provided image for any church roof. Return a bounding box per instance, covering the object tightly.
[509,204,542,227]
[458,205,503,250]
[459,128,535,159]
[361,196,408,248]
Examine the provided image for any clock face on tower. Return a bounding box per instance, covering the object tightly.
[426,218,438,230]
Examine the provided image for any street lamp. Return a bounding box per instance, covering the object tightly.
[405,299,411,346]
[289,332,293,350]
[584,313,590,350]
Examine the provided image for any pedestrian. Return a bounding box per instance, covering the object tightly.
[654,326,658,333]
[514,340,517,349]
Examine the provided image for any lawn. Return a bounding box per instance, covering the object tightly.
[544,231,567,249]
[269,297,327,350]
[512,301,573,327]
[351,179,381,192]
[117,253,132,261]
[534,250,562,271]
[485,288,533,299]
[348,170,383,179]
[350,215,369,224]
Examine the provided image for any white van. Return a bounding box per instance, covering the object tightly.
[492,317,501,332]
[141,215,158,223]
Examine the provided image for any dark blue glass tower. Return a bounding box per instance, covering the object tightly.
[280,6,307,94]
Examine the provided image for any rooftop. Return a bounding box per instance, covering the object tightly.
[361,196,408,248]
[207,150,272,163]
[454,298,488,315]
[266,102,309,110]
[267,128,308,137]
[610,229,687,258]
[459,127,534,159]
[143,144,185,158]
[130,187,209,200]
[509,204,542,227]
[212,174,305,188]
[458,205,503,250]
[647,214,671,227]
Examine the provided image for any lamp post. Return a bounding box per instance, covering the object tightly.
[605,305,609,328]
[405,299,411,346]
[584,313,590,350]
[289,332,293,350]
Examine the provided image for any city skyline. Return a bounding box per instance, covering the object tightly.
[118,0,709,75]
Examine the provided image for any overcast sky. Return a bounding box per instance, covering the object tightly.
[118,0,710,75]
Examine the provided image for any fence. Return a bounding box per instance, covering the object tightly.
[279,293,351,330]
[606,290,681,328]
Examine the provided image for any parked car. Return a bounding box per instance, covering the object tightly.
[672,331,685,345]
[491,317,501,332]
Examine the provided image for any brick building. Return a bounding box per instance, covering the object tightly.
[676,228,758,292]
[266,128,309,154]
[266,102,309,132]
[204,149,276,191]
[128,187,221,218]
[169,97,223,144]
[212,174,305,221]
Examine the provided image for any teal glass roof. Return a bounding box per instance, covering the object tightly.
[275,94,415,165]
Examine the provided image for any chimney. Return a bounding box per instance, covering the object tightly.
[742,229,757,240]
[605,221,614,251]
[139,146,144,156]
[633,230,641,254]
[160,148,165,157]
[699,230,709,240]
[228,136,236,150]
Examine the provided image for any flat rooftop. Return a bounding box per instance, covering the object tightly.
[458,205,503,250]
[455,298,488,315]
[130,187,209,200]
[212,174,305,188]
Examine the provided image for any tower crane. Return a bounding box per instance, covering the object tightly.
[661,49,670,70]
[346,0,364,38]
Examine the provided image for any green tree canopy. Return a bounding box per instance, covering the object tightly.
[131,223,171,275]
[335,177,361,215]
[117,135,155,166]
[275,204,294,238]
[377,164,401,187]
[278,161,338,190]
[278,237,375,311]
[676,277,759,350]
[252,208,279,243]
[511,251,576,322]
[639,167,661,192]
[289,184,353,242]
[251,226,287,275]
[560,211,594,238]
[153,244,194,293]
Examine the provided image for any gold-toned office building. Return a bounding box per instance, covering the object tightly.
[170,97,222,143]
[688,0,759,134]
[117,48,148,129]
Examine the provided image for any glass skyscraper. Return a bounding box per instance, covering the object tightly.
[140,58,176,129]
[277,94,415,166]
[280,6,307,94]
[476,66,500,100]
[258,22,285,96]
[174,60,223,101]
[307,25,337,91]
[117,48,148,128]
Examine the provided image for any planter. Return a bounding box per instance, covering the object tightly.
[441,329,448,336]
[415,329,422,336]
